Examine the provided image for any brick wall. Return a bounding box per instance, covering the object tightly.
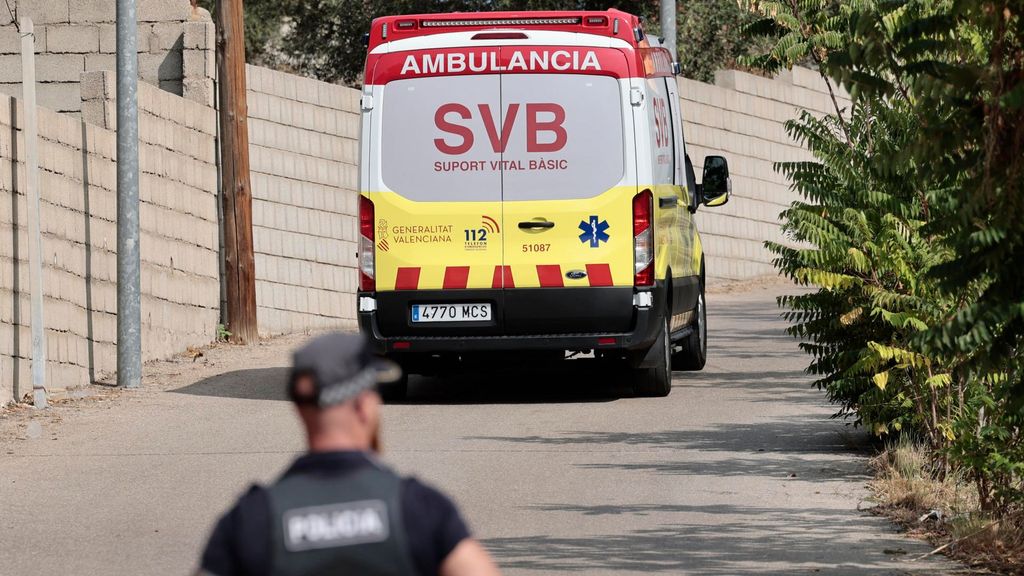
[0,0,216,114]
[246,65,361,336]
[679,67,851,281]
[0,73,219,405]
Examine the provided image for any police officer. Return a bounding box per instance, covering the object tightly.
[197,333,501,576]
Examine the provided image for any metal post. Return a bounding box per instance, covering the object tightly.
[116,0,141,388]
[20,17,47,409]
[660,0,677,62]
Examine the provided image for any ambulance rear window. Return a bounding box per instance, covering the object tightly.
[500,74,625,201]
[381,75,502,203]
[379,73,625,202]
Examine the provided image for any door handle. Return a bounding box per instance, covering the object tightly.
[518,221,555,230]
[659,196,678,208]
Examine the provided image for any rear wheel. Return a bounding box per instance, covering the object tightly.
[632,316,672,397]
[673,275,707,371]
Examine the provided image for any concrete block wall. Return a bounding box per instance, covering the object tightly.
[246,65,362,336]
[0,0,216,114]
[679,67,851,281]
[0,73,219,405]
[0,61,849,403]
[241,64,849,323]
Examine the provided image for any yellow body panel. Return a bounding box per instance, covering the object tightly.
[503,186,636,288]
[370,191,503,291]
[368,181,702,292]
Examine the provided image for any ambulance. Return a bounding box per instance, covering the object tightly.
[356,10,732,398]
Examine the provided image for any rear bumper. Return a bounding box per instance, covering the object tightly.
[358,284,667,355]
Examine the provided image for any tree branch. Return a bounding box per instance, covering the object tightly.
[4,0,18,32]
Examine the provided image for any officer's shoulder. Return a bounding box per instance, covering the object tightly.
[400,475,459,511]
[228,483,271,517]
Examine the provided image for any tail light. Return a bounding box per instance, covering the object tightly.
[633,190,654,287]
[359,195,375,291]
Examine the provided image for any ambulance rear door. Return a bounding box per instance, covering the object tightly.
[499,49,636,334]
[369,56,506,337]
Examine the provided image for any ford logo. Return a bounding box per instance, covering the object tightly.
[566,270,588,280]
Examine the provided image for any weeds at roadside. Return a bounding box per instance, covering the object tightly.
[870,438,1024,574]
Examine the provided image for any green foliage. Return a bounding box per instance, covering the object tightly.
[769,103,969,441]
[676,0,759,82]
[198,0,288,67]
[742,0,847,75]
[750,0,1024,513]
[280,0,659,84]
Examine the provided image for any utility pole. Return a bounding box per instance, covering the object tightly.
[116,0,141,388]
[216,0,258,344]
[21,17,47,408]
[660,0,677,62]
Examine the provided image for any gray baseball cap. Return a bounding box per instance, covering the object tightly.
[288,333,401,407]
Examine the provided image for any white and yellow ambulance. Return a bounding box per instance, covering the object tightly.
[357,10,732,398]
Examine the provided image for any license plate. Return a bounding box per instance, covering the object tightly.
[412,303,492,323]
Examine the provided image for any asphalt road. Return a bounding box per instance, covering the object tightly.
[0,285,963,575]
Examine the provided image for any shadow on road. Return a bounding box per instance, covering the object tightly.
[391,361,633,405]
[172,367,291,401]
[482,504,931,574]
[468,416,860,453]
[168,362,632,405]
[469,415,870,478]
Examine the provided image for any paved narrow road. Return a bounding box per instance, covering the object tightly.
[0,286,961,575]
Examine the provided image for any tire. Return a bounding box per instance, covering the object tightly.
[632,316,672,397]
[673,275,707,371]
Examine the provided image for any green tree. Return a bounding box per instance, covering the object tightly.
[676,0,756,82]
[198,0,289,67]
[748,0,1024,511]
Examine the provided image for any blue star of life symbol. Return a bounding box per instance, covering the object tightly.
[578,216,610,248]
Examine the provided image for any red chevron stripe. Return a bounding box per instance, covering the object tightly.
[443,266,470,289]
[586,264,613,287]
[536,264,564,287]
[491,265,514,289]
[395,267,421,290]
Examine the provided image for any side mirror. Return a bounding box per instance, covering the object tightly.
[701,155,731,208]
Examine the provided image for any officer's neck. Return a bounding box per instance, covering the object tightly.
[307,433,372,453]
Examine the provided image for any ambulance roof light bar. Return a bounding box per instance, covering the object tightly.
[366,10,639,53]
[420,17,582,27]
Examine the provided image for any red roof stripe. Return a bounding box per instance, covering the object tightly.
[367,47,633,84]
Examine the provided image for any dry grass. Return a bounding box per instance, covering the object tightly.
[869,438,1024,574]
[948,514,1024,574]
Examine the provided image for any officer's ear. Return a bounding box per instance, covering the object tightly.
[351,390,374,420]
[289,373,319,406]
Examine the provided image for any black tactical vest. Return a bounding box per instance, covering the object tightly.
[266,463,417,576]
